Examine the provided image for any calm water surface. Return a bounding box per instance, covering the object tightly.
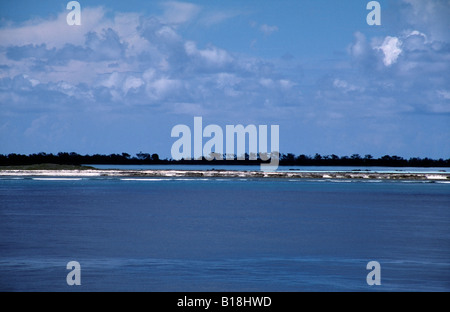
[0,177,449,291]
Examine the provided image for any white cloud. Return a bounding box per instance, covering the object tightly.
[113,13,151,57]
[407,30,427,40]
[348,32,369,59]
[22,74,40,87]
[184,41,197,55]
[0,7,108,49]
[45,60,113,85]
[184,41,233,67]
[155,25,181,43]
[199,10,242,26]
[401,30,429,52]
[401,0,450,42]
[250,22,279,37]
[29,78,40,87]
[102,72,122,89]
[376,36,402,67]
[259,78,273,88]
[437,90,450,100]
[259,24,278,36]
[212,73,241,98]
[259,78,296,90]
[279,79,295,90]
[161,1,200,25]
[333,79,362,93]
[427,102,450,113]
[146,77,182,100]
[123,76,144,95]
[55,81,77,96]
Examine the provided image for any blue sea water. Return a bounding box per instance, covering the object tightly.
[0,176,449,291]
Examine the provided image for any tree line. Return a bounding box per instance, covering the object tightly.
[0,152,449,167]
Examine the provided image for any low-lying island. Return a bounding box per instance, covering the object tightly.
[1,168,449,180]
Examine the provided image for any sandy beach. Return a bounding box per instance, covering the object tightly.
[0,169,449,180]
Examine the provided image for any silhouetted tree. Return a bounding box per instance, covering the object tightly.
[0,152,449,167]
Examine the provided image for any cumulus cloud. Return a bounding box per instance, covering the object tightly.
[376,36,402,66]
[348,31,376,68]
[349,32,368,58]
[337,6,449,123]
[0,3,305,120]
[123,76,144,95]
[401,0,450,42]
[184,41,234,70]
[0,7,108,48]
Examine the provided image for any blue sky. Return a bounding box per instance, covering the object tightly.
[0,0,449,159]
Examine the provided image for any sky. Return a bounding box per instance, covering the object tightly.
[0,0,449,159]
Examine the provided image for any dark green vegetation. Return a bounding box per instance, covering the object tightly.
[0,163,96,170]
[0,152,449,167]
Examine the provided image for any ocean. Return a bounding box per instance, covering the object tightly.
[0,175,449,291]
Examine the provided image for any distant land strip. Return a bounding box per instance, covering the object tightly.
[1,152,449,167]
[0,168,449,181]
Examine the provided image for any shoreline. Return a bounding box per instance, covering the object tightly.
[0,169,449,180]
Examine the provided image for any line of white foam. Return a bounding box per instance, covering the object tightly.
[32,178,83,181]
[120,178,173,181]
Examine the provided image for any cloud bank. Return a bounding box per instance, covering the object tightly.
[0,0,448,158]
